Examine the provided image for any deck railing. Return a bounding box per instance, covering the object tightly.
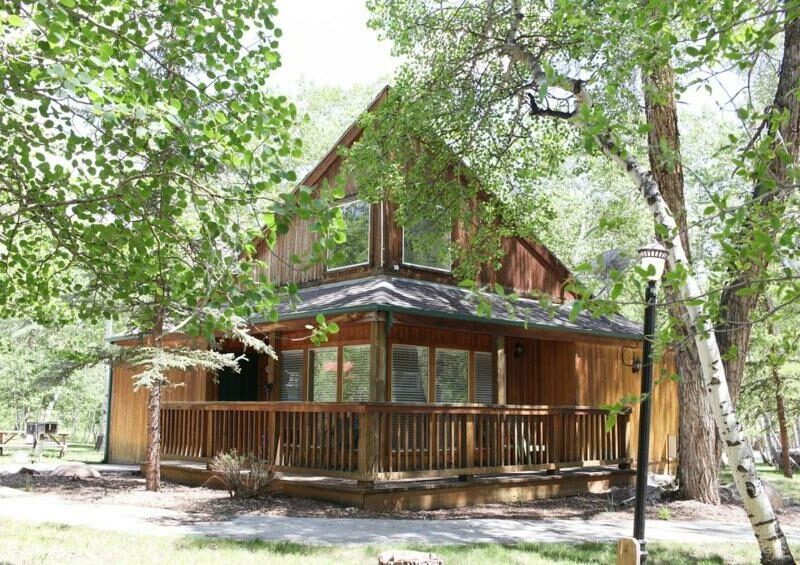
[160,402,631,482]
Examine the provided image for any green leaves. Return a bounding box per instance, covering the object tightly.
[0,0,304,347]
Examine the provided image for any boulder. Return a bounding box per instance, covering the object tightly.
[378,550,443,565]
[719,483,740,504]
[17,466,41,475]
[763,480,784,514]
[50,462,101,480]
[719,480,784,513]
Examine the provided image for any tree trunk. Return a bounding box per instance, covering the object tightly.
[716,3,800,409]
[643,60,719,503]
[775,377,793,478]
[144,315,164,492]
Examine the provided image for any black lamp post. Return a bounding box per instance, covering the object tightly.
[633,241,668,564]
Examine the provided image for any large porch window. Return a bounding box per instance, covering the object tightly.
[342,345,370,401]
[311,347,338,401]
[280,350,304,401]
[435,349,469,403]
[391,345,429,402]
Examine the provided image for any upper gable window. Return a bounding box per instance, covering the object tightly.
[402,218,452,272]
[327,200,371,271]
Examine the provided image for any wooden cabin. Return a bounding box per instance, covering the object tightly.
[107,87,678,509]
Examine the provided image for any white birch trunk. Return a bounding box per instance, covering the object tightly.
[592,126,793,563]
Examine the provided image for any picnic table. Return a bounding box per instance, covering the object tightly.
[26,422,69,457]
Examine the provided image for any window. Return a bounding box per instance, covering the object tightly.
[310,347,338,401]
[474,352,493,404]
[391,345,429,402]
[327,200,370,270]
[279,350,303,401]
[342,345,370,401]
[435,349,469,403]
[402,217,452,272]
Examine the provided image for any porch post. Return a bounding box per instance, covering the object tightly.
[369,313,388,402]
[494,335,507,404]
[267,331,278,401]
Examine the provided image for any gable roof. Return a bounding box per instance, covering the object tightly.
[251,275,640,340]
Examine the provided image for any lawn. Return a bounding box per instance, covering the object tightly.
[0,518,783,565]
[0,442,104,465]
[721,463,800,500]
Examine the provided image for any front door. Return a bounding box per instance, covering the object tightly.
[218,355,259,401]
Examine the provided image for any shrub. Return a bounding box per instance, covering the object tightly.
[208,450,277,499]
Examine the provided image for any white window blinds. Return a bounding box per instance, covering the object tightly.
[311,347,338,401]
[391,345,429,402]
[342,345,370,401]
[474,351,493,404]
[435,348,469,403]
[279,350,303,401]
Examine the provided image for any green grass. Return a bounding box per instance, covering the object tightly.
[0,518,783,565]
[721,463,800,500]
[0,442,104,465]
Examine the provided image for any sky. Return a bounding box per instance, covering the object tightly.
[272,1,397,90]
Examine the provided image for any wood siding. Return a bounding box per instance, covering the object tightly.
[505,337,678,470]
[108,363,212,464]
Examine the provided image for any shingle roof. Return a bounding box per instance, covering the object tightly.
[269,275,641,340]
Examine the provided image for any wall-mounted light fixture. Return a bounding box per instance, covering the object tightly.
[513,342,524,358]
[622,345,642,373]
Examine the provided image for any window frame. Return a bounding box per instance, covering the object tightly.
[400,217,453,273]
[325,198,372,273]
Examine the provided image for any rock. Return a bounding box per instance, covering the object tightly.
[50,462,101,480]
[719,481,784,513]
[378,550,443,565]
[614,485,663,508]
[763,480,784,514]
[17,467,40,475]
[719,483,740,504]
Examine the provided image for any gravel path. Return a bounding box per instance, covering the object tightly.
[1,484,798,546]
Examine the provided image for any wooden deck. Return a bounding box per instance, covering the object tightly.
[154,459,635,511]
[160,401,631,489]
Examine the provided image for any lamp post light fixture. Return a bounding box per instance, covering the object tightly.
[633,241,668,564]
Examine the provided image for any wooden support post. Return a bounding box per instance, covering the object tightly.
[267,331,278,401]
[548,413,562,475]
[618,411,632,469]
[268,410,277,465]
[464,415,475,468]
[357,411,378,487]
[204,408,214,459]
[494,335,506,404]
[370,315,388,402]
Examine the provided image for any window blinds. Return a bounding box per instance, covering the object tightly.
[279,350,303,401]
[391,345,429,402]
[435,348,469,403]
[474,351,494,404]
[342,345,370,401]
[311,347,338,401]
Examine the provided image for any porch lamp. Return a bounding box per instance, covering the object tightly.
[633,241,668,564]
